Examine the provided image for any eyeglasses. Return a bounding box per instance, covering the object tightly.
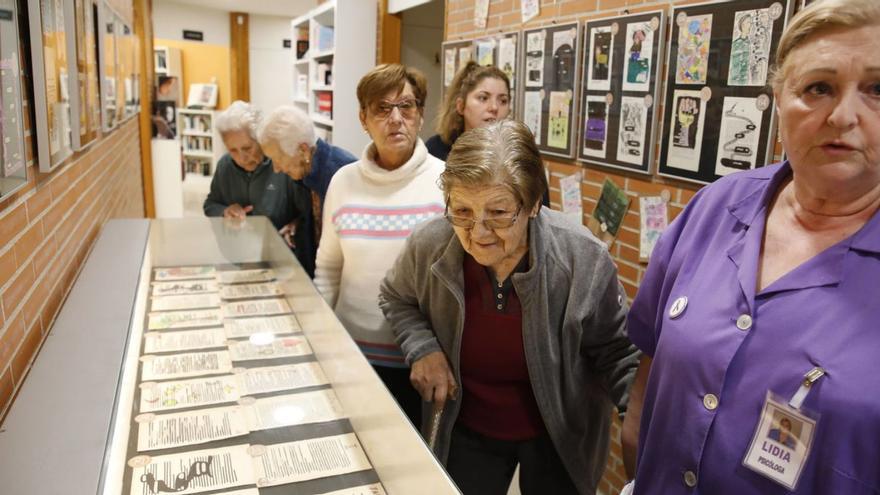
[370,99,420,120]
[445,205,522,230]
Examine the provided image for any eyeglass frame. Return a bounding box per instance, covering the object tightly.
[367,98,422,120]
[444,204,523,230]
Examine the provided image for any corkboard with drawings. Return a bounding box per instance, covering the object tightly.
[658,0,793,184]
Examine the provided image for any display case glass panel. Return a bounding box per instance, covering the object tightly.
[0,0,28,197]
[99,1,117,130]
[73,0,100,147]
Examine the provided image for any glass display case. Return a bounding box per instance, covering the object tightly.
[0,217,459,495]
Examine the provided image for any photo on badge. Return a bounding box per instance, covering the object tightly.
[742,391,818,490]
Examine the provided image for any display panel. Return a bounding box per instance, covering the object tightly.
[658,0,791,184]
[98,0,118,130]
[0,0,28,197]
[520,22,581,158]
[97,218,459,495]
[472,31,520,117]
[577,11,665,175]
[73,0,100,147]
[118,19,134,120]
[28,0,80,172]
[439,38,473,101]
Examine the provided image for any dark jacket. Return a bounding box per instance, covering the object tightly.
[379,209,640,494]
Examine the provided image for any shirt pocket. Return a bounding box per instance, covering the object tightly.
[828,466,880,495]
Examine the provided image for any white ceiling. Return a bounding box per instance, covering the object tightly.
[156,0,317,18]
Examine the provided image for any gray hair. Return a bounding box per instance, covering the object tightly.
[442,120,547,210]
[257,105,317,156]
[215,100,261,140]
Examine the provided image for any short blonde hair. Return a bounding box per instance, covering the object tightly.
[436,61,511,144]
[356,64,427,113]
[257,105,316,156]
[771,0,880,89]
[441,120,546,210]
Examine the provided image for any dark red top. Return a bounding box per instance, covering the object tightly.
[456,254,545,441]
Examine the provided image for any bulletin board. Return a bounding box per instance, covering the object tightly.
[73,0,101,149]
[520,22,581,159]
[440,38,474,101]
[577,11,666,175]
[472,31,520,117]
[658,0,792,184]
[27,0,78,172]
[0,0,28,195]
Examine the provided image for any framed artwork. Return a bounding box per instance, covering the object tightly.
[97,0,118,131]
[472,31,520,117]
[73,0,100,148]
[577,11,666,175]
[187,83,218,109]
[27,0,79,172]
[120,21,137,119]
[440,38,474,101]
[520,22,581,159]
[658,0,792,184]
[0,0,28,196]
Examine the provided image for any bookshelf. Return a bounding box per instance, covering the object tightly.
[290,0,376,155]
[178,108,225,176]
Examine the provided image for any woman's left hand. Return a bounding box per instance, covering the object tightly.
[410,351,458,408]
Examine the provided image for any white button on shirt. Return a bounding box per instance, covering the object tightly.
[684,470,697,487]
[703,393,718,410]
[736,314,753,331]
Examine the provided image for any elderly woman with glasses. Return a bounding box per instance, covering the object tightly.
[314,64,445,426]
[379,120,640,495]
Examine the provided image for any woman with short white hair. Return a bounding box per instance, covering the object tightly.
[257,105,357,276]
[203,101,306,269]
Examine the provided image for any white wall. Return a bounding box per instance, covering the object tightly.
[153,0,230,45]
[248,14,294,115]
[401,1,444,140]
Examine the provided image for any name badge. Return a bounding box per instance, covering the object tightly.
[742,383,820,490]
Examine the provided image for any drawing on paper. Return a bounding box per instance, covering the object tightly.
[551,28,576,91]
[523,91,543,144]
[666,89,707,172]
[521,0,539,23]
[477,40,494,66]
[623,22,655,92]
[587,26,613,91]
[728,9,773,86]
[675,14,713,85]
[525,31,545,87]
[715,96,763,176]
[444,49,456,86]
[582,95,607,158]
[617,96,648,165]
[547,91,570,149]
[498,37,516,86]
[639,196,668,260]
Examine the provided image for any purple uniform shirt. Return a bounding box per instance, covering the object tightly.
[628,162,880,494]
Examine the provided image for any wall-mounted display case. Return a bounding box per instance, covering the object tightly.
[98,0,118,131]
[0,217,459,495]
[73,0,101,149]
[0,0,28,197]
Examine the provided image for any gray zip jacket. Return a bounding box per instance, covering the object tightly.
[378,208,640,494]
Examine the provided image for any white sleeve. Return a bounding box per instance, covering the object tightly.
[313,176,343,307]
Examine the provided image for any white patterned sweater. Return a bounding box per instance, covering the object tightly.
[314,139,445,367]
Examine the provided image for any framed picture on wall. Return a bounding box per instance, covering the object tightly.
[519,22,581,159]
[0,0,28,196]
[440,38,474,102]
[187,83,218,109]
[113,15,127,124]
[471,31,521,118]
[27,0,80,172]
[97,0,118,131]
[73,0,101,149]
[577,11,666,175]
[657,0,792,184]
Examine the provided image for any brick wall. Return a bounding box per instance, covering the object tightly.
[445,0,785,493]
[0,0,146,422]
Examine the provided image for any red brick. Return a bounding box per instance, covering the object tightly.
[12,221,43,268]
[627,177,677,198]
[21,276,50,330]
[0,316,24,370]
[560,0,598,17]
[0,369,13,419]
[1,264,34,317]
[25,185,52,223]
[10,320,43,385]
[0,205,27,248]
[0,249,16,289]
[40,283,65,332]
[32,234,56,275]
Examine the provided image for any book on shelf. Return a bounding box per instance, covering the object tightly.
[296,40,309,59]
[317,92,332,118]
[315,25,334,52]
[316,63,332,86]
